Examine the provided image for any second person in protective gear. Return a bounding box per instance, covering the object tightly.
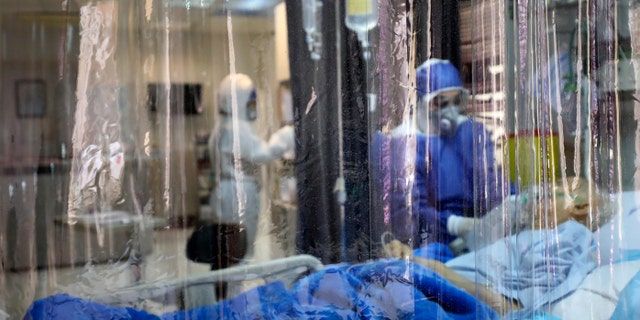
[207,73,295,263]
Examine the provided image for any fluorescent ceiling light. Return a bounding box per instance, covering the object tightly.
[488,64,504,75]
[167,0,217,8]
[473,92,505,102]
[216,0,282,13]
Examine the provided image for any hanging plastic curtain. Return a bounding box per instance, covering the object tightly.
[459,0,640,318]
[2,0,640,319]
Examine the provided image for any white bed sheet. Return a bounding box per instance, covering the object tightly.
[550,260,640,320]
[550,190,640,320]
[592,190,640,265]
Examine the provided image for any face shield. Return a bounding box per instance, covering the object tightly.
[416,59,469,136]
[426,89,470,136]
[245,90,258,121]
[218,73,256,121]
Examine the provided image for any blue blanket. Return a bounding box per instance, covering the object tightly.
[26,259,498,320]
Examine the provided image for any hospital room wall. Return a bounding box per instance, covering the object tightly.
[141,27,278,224]
[0,17,67,162]
[0,7,282,269]
[502,2,639,191]
[0,15,278,161]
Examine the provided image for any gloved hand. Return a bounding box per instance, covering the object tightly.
[446,215,477,236]
[268,125,295,152]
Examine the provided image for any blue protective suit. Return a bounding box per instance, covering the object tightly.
[371,119,509,247]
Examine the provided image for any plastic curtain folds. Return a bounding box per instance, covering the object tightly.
[2,0,640,319]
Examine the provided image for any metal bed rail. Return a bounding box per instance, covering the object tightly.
[88,254,324,308]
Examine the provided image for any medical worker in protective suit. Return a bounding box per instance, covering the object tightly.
[372,59,509,250]
[208,73,294,262]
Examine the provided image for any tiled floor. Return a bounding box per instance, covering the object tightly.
[1,203,295,319]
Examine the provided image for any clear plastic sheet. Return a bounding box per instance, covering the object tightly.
[1,0,639,319]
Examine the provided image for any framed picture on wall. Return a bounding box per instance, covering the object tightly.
[15,79,46,118]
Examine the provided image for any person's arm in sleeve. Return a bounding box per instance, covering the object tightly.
[238,124,295,165]
[422,206,475,243]
[457,121,508,212]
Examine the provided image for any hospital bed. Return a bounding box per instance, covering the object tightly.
[92,254,322,308]
[24,254,325,319]
[25,191,640,319]
[26,255,501,319]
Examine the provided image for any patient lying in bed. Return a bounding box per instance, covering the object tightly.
[383,239,520,315]
[383,176,615,317]
[463,176,611,251]
[25,177,621,320]
[385,219,596,317]
[26,258,502,319]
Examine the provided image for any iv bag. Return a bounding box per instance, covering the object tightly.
[345,0,378,60]
[303,0,319,35]
[302,0,322,60]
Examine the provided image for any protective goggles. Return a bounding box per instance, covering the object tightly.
[428,90,469,109]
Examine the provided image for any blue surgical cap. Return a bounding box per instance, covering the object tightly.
[416,59,464,101]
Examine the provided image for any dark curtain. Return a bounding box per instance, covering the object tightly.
[415,0,461,69]
[342,26,375,263]
[285,0,370,264]
[285,0,460,264]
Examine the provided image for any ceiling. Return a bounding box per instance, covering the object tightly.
[0,0,280,34]
[0,0,282,12]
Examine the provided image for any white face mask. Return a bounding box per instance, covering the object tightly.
[246,100,257,121]
[430,104,462,136]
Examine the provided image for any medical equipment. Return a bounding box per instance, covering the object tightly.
[27,255,502,319]
[302,0,322,60]
[345,0,377,60]
[88,254,323,311]
[429,104,465,137]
